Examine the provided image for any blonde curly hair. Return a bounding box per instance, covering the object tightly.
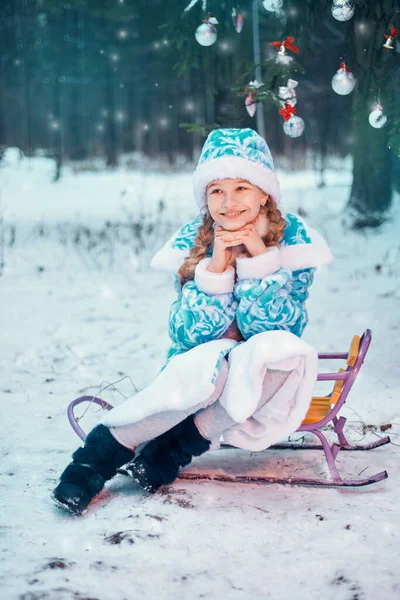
[178,192,286,287]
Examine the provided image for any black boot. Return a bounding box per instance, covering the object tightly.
[52,424,135,515]
[123,415,210,493]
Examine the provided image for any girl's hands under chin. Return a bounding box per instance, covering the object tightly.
[240,222,271,257]
[208,225,251,273]
[208,220,278,273]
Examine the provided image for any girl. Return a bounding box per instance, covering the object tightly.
[52,128,333,515]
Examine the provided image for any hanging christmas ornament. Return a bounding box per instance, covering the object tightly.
[245,92,257,117]
[243,81,264,117]
[278,79,298,107]
[195,14,219,46]
[269,36,300,65]
[232,8,244,33]
[262,0,284,12]
[383,25,398,50]
[331,62,356,95]
[368,102,387,128]
[331,1,355,22]
[279,103,305,138]
[283,116,304,137]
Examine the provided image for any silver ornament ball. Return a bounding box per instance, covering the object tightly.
[331,1,355,22]
[331,70,356,95]
[368,108,387,129]
[195,23,217,47]
[283,116,305,138]
[262,0,283,12]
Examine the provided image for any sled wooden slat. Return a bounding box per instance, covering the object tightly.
[301,333,360,427]
[292,329,389,486]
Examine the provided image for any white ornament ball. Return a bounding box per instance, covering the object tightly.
[262,0,283,12]
[195,23,217,46]
[331,70,356,95]
[331,1,355,22]
[368,108,387,129]
[283,116,305,138]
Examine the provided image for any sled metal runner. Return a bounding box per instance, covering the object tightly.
[67,329,390,488]
[177,437,389,488]
[177,470,388,488]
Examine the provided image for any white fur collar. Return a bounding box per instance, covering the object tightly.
[150,214,333,273]
[255,211,269,237]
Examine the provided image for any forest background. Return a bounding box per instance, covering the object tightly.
[1,0,400,228]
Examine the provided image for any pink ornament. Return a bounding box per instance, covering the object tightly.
[232,8,244,33]
[245,93,257,117]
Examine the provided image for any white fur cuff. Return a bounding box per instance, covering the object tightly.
[236,247,281,280]
[195,258,235,295]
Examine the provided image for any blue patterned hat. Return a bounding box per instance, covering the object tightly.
[193,128,281,209]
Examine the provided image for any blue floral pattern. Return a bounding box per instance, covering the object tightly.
[171,214,203,250]
[165,212,316,361]
[198,129,275,172]
[167,277,238,360]
[280,212,311,245]
[234,267,315,339]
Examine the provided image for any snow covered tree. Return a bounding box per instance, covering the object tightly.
[1,0,399,228]
[164,0,400,228]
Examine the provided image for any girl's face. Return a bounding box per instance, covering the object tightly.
[206,178,268,230]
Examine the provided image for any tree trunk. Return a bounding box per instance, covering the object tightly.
[349,92,392,228]
[50,75,63,180]
[192,77,204,162]
[104,72,118,167]
[0,67,6,149]
[201,53,215,125]
[347,0,396,228]
[15,10,33,154]
[132,77,144,154]
[68,83,87,161]
[149,94,160,158]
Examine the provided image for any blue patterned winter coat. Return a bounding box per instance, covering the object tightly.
[150,212,333,362]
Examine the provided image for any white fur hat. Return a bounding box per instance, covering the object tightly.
[193,128,281,209]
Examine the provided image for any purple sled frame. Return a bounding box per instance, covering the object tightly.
[67,329,389,488]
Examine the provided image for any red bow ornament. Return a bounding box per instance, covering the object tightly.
[339,62,352,73]
[269,36,300,54]
[279,103,297,122]
[385,24,398,40]
[383,24,398,49]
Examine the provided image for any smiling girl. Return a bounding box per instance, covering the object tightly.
[207,178,281,269]
[52,128,333,514]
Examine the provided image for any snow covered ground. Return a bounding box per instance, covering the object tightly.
[1,154,399,600]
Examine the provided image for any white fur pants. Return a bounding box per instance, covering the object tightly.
[110,359,291,450]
